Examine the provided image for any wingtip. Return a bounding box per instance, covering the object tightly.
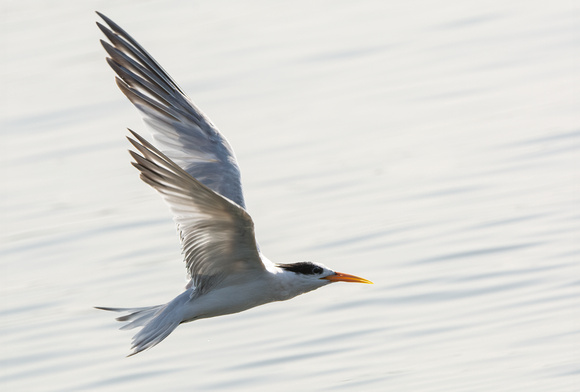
[114,75,130,90]
[128,150,142,164]
[126,130,157,163]
[95,11,113,26]
[127,128,144,143]
[126,134,143,158]
[95,11,112,28]
[126,130,162,157]
[99,38,110,50]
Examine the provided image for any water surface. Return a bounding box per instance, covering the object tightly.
[1,1,579,391]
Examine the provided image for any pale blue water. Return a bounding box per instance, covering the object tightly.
[1,1,579,391]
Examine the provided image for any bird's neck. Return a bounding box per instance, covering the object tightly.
[268,266,320,302]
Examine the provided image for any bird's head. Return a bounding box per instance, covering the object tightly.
[276,261,372,293]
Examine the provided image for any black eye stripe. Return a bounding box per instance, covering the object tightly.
[278,262,323,275]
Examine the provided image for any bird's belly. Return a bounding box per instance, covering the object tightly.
[182,283,279,322]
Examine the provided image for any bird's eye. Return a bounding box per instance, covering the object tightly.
[313,266,323,274]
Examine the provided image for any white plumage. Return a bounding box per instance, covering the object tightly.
[95,12,372,356]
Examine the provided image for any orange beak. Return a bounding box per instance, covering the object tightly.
[321,272,373,284]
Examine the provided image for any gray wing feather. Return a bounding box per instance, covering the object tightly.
[97,12,246,209]
[126,130,263,293]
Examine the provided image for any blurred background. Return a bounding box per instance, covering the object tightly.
[1,1,579,390]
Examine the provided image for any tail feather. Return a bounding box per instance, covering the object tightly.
[96,293,189,356]
[128,313,180,356]
[96,305,163,327]
[120,306,164,330]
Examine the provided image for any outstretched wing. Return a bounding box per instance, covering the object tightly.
[127,130,263,293]
[97,12,246,209]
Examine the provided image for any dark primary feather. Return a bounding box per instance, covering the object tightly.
[126,129,263,293]
[96,11,246,209]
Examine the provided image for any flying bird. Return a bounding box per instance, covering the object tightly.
[95,12,372,356]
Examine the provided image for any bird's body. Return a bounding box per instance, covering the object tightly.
[96,12,371,356]
[180,261,325,322]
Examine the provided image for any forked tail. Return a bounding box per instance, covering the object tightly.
[97,293,188,356]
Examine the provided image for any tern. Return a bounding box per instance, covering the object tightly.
[95,12,372,356]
